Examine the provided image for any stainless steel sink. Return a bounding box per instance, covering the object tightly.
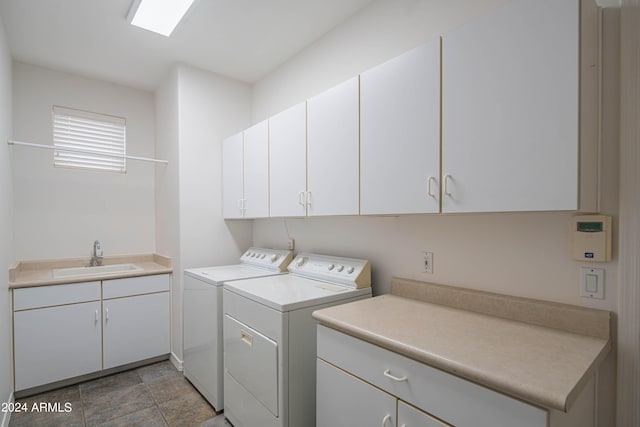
[52,263,143,279]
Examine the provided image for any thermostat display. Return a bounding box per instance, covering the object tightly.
[572,215,611,262]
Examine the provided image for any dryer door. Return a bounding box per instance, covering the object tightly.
[224,314,279,416]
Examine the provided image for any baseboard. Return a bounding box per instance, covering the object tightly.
[170,352,183,372]
[1,392,14,427]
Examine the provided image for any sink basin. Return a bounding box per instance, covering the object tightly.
[53,263,143,279]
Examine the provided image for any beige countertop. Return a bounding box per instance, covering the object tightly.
[9,254,172,288]
[312,277,611,413]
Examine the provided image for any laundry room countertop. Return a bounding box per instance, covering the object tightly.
[312,277,611,413]
[9,254,173,288]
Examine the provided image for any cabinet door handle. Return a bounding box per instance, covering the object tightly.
[240,330,253,347]
[306,191,312,206]
[383,369,407,382]
[238,199,243,211]
[298,191,306,207]
[105,308,109,321]
[443,174,452,197]
[427,176,437,199]
[95,309,99,322]
[382,414,392,427]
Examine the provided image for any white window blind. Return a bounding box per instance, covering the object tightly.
[53,106,127,173]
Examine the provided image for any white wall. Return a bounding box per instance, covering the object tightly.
[251,0,619,423]
[155,67,182,364]
[155,64,252,362]
[616,2,640,425]
[12,62,156,260]
[0,14,14,425]
[177,65,253,270]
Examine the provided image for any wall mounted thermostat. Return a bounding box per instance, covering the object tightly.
[572,215,611,262]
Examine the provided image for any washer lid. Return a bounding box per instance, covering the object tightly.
[184,264,286,286]
[223,274,372,311]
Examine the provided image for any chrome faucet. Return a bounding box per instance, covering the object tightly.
[90,240,103,266]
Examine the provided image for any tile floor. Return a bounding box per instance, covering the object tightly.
[9,361,233,427]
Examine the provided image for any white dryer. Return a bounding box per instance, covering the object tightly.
[183,247,292,411]
[223,252,372,427]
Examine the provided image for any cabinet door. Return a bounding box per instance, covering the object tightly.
[222,132,244,219]
[307,77,359,216]
[317,359,396,427]
[244,120,270,218]
[103,292,170,369]
[14,301,102,391]
[269,102,307,217]
[398,401,451,427]
[361,40,441,215]
[442,0,580,212]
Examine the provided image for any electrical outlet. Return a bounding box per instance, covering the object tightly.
[288,238,295,251]
[422,252,433,274]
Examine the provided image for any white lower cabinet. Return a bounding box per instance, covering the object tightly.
[317,325,547,427]
[318,359,449,427]
[398,401,451,427]
[103,275,170,369]
[318,358,396,427]
[13,283,102,391]
[12,274,170,392]
[103,292,170,369]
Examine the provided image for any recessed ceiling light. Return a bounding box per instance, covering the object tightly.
[127,0,196,37]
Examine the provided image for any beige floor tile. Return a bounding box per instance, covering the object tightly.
[84,383,155,426]
[158,392,216,427]
[98,405,168,427]
[147,375,199,405]
[80,369,142,404]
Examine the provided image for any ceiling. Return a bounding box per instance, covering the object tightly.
[0,0,374,91]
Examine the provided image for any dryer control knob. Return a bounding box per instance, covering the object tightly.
[296,257,307,267]
[336,265,344,272]
[328,264,335,271]
[347,266,355,274]
[270,254,279,262]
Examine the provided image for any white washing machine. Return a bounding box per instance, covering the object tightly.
[222,252,372,427]
[183,247,292,411]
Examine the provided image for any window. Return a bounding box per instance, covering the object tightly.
[52,106,127,173]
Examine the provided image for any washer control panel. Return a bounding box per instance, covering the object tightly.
[240,247,293,272]
[288,253,371,289]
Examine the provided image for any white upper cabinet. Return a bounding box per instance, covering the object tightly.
[307,77,360,216]
[269,102,307,217]
[442,0,594,213]
[222,132,244,219]
[222,123,270,219]
[360,40,441,215]
[243,120,270,218]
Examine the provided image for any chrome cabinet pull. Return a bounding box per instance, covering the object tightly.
[105,308,109,321]
[427,176,437,198]
[443,174,452,197]
[306,191,312,206]
[298,191,306,207]
[95,309,99,322]
[382,414,392,427]
[383,369,407,382]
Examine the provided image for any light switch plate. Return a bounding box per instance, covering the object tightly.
[580,267,604,299]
